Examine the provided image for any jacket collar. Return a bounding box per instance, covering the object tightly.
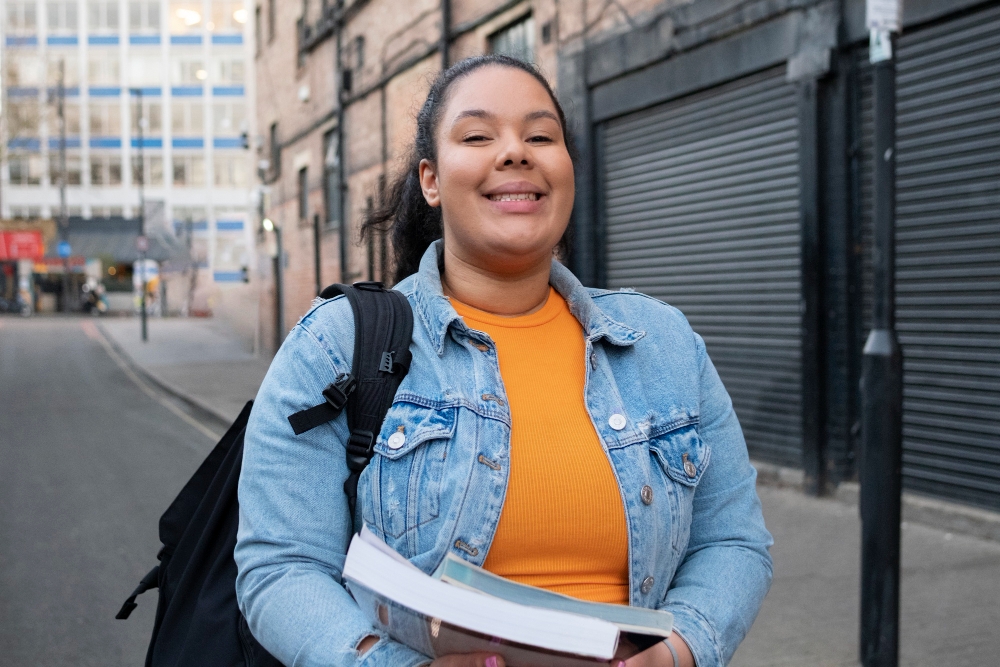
[406,240,645,355]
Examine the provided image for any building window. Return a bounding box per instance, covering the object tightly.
[88,0,119,30]
[267,0,275,42]
[47,1,79,31]
[171,100,204,134]
[212,101,246,134]
[8,54,43,85]
[169,0,203,32]
[171,57,208,85]
[269,122,280,177]
[489,14,535,63]
[173,155,206,187]
[131,155,164,186]
[6,1,38,31]
[323,130,340,228]
[87,53,121,85]
[129,1,160,31]
[89,101,122,135]
[298,167,308,219]
[90,154,123,186]
[6,101,41,136]
[215,156,248,188]
[48,102,81,135]
[49,154,83,185]
[8,154,43,185]
[213,55,245,84]
[210,0,247,31]
[47,58,81,88]
[127,54,164,87]
[130,100,163,134]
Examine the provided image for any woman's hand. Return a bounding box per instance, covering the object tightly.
[623,636,694,667]
[429,654,504,667]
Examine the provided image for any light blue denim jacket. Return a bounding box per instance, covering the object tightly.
[236,241,773,667]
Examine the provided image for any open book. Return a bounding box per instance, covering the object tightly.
[343,528,673,666]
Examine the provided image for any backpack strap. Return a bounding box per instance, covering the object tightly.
[286,281,414,524]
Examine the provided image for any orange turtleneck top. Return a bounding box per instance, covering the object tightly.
[451,287,630,605]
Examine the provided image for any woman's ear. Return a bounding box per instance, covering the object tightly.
[418,159,441,208]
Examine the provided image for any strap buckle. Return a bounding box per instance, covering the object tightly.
[323,374,356,410]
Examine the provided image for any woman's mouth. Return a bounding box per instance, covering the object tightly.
[487,193,541,202]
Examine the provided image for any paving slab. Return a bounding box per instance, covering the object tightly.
[98,316,272,424]
[732,484,1000,667]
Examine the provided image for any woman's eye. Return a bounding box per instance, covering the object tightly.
[464,134,490,142]
[528,135,554,143]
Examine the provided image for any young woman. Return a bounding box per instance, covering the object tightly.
[236,55,772,667]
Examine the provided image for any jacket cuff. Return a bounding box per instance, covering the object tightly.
[661,602,723,667]
[356,636,430,667]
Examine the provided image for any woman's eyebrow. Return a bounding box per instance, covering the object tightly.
[451,109,560,125]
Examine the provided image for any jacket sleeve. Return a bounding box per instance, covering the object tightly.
[658,330,774,666]
[235,307,430,667]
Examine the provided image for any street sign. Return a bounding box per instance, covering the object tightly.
[135,235,149,253]
[57,241,72,258]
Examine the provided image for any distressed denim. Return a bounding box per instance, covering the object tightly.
[236,241,773,667]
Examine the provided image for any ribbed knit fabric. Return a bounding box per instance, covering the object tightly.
[451,288,629,605]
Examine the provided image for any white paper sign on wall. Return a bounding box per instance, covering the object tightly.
[867,0,902,32]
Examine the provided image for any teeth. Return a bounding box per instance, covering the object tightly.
[488,193,540,201]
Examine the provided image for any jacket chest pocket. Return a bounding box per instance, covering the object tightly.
[366,401,456,540]
[647,421,710,554]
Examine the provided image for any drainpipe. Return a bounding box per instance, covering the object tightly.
[440,0,450,69]
[336,1,349,282]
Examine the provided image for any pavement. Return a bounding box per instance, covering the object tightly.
[5,314,998,666]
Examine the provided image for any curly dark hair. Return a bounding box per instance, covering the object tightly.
[360,54,577,285]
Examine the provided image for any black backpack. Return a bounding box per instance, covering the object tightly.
[116,281,414,667]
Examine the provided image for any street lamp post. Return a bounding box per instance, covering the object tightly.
[131,88,148,342]
[262,218,284,351]
[860,2,903,666]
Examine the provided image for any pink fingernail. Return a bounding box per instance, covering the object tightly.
[616,661,626,667]
[485,657,498,667]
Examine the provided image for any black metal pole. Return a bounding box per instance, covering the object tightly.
[860,30,903,667]
[132,88,148,342]
[274,226,285,351]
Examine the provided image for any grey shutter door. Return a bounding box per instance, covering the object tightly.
[857,4,1000,509]
[601,66,802,466]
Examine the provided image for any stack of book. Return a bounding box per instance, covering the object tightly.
[344,528,673,666]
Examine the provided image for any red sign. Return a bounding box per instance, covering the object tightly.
[0,231,45,261]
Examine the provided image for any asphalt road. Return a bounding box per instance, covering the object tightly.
[0,317,219,667]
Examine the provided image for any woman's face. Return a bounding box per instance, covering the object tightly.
[419,66,575,275]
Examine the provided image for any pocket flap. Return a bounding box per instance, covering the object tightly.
[374,401,456,460]
[649,423,710,486]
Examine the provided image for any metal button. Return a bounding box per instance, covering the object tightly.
[590,352,598,370]
[387,431,406,450]
[641,485,653,505]
[608,413,627,431]
[473,342,489,352]
[640,576,655,594]
[682,452,697,478]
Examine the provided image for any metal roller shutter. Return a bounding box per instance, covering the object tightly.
[601,66,802,466]
[856,4,1000,509]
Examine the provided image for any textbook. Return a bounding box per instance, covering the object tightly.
[343,528,673,666]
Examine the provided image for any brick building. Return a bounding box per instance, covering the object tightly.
[255,0,1000,511]
[252,0,661,350]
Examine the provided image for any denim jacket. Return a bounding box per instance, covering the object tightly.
[236,241,773,667]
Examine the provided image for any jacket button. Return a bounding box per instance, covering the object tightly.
[608,413,626,431]
[474,342,489,352]
[641,576,654,594]
[682,453,697,478]
[641,485,653,505]
[590,352,598,370]
[387,432,406,450]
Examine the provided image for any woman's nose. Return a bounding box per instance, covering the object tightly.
[495,135,530,168]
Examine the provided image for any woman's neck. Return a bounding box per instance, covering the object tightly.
[440,246,552,317]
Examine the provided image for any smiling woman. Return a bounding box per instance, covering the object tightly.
[236,55,773,667]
